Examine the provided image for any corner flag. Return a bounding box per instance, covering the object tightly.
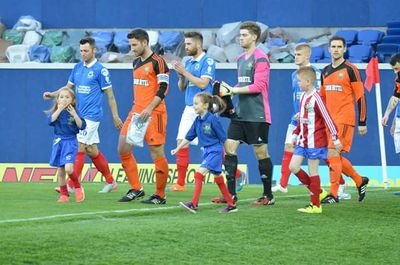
[364,56,380,91]
[364,57,388,188]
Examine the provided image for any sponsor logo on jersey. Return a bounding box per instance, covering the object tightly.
[134,79,150,86]
[238,76,251,83]
[325,85,343,92]
[77,85,91,94]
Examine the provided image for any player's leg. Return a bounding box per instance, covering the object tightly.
[171,106,197,192]
[82,121,117,191]
[117,111,144,202]
[297,158,322,213]
[339,124,368,201]
[289,148,310,187]
[322,149,341,203]
[249,123,274,206]
[57,167,69,202]
[273,124,295,193]
[142,111,168,205]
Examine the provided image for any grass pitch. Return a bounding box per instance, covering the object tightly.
[0,183,399,265]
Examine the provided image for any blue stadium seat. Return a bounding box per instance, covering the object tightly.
[377,43,400,62]
[310,47,324,62]
[387,28,400,36]
[387,21,400,29]
[357,30,384,45]
[348,45,373,63]
[336,30,358,46]
[381,36,400,44]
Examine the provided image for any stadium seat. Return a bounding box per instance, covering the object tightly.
[335,30,358,46]
[387,21,400,29]
[357,29,384,45]
[387,28,400,36]
[377,43,400,62]
[310,46,324,62]
[381,36,400,44]
[348,44,373,63]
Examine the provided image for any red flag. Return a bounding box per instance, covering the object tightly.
[364,57,380,92]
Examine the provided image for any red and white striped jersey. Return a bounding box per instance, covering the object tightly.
[293,89,337,148]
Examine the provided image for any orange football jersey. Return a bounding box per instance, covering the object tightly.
[320,60,366,126]
[132,53,169,112]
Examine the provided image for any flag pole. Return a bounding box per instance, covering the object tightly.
[374,82,389,188]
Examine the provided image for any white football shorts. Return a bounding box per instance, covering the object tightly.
[77,119,100,145]
[284,124,296,145]
[177,105,198,145]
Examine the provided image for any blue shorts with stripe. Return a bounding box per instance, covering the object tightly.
[200,144,224,175]
[294,146,328,160]
[49,136,78,167]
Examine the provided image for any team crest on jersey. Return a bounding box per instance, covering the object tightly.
[195,63,200,70]
[202,123,212,135]
[68,116,75,125]
[306,103,314,113]
[247,62,253,69]
[338,72,344,80]
[101,68,109,77]
[87,71,94,78]
[207,58,214,65]
[144,66,149,73]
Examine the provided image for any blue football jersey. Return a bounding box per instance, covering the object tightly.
[184,53,215,106]
[68,59,112,122]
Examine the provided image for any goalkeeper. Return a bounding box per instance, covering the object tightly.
[213,21,274,206]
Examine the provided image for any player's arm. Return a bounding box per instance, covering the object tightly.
[315,93,342,150]
[212,117,227,143]
[220,57,269,96]
[382,96,399,126]
[104,88,123,129]
[233,57,270,95]
[140,59,170,121]
[350,66,367,135]
[43,83,74,100]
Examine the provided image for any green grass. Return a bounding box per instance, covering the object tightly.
[0,183,399,265]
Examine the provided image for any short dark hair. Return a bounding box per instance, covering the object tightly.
[184,32,203,43]
[79,37,96,48]
[240,21,261,42]
[127,28,149,43]
[329,35,346,47]
[389,52,400,66]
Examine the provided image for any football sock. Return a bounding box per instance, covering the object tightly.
[70,151,85,188]
[176,148,189,186]
[60,185,68,196]
[341,156,362,187]
[309,175,321,207]
[280,151,293,188]
[327,156,342,197]
[259,158,273,197]
[154,156,169,198]
[339,175,345,185]
[294,169,311,187]
[120,152,141,190]
[192,172,204,207]
[91,152,114,184]
[224,154,238,196]
[215,175,235,206]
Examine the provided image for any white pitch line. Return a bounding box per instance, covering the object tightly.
[0,189,386,224]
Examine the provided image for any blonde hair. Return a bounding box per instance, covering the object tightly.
[45,87,76,114]
[195,92,226,114]
[295,43,311,54]
[297,66,316,83]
